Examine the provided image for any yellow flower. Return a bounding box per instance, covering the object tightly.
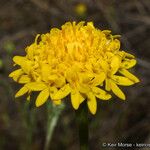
[9,22,139,114]
[75,3,87,16]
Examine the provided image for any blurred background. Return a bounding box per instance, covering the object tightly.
[0,0,150,150]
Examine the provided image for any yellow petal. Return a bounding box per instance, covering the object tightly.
[15,86,28,98]
[36,88,49,107]
[22,61,32,74]
[41,64,51,81]
[106,52,114,59]
[54,76,66,87]
[110,55,121,75]
[78,84,90,94]
[53,84,71,100]
[105,78,111,91]
[107,39,120,51]
[112,75,134,86]
[26,45,34,60]
[87,22,94,28]
[119,69,140,83]
[80,72,94,83]
[18,75,31,84]
[49,86,58,99]
[102,30,111,35]
[9,69,23,81]
[125,52,135,59]
[87,92,97,115]
[13,56,27,65]
[48,75,58,81]
[99,59,109,73]
[34,34,40,44]
[9,69,23,77]
[85,62,92,71]
[91,72,106,86]
[25,82,47,91]
[110,80,126,100]
[13,56,32,74]
[92,87,111,100]
[121,59,136,69]
[71,90,85,109]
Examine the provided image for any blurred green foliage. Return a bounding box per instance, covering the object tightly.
[3,41,15,55]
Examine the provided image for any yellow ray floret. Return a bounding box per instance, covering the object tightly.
[9,21,139,114]
[36,88,50,107]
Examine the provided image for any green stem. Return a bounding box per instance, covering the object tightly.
[44,102,65,150]
[75,101,89,150]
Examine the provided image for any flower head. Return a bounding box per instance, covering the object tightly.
[9,22,139,114]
